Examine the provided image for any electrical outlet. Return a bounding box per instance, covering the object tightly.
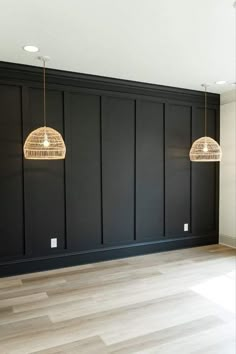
[184,223,189,232]
[51,238,57,248]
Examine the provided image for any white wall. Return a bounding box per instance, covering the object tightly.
[219,90,236,248]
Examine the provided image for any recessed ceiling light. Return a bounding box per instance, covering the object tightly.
[23,45,39,53]
[215,80,227,85]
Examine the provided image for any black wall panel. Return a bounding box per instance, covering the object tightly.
[192,108,217,235]
[66,93,102,251]
[23,88,65,256]
[136,100,164,241]
[165,104,191,236]
[0,85,24,258]
[102,96,135,244]
[0,62,220,277]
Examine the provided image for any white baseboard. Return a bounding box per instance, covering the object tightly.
[219,235,236,249]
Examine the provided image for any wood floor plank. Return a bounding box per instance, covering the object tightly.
[0,278,22,289]
[107,316,223,353]
[0,316,52,341]
[0,245,235,354]
[135,321,235,354]
[0,292,48,309]
[33,336,108,354]
[0,278,66,301]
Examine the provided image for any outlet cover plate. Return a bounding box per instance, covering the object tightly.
[51,238,57,248]
[184,223,189,232]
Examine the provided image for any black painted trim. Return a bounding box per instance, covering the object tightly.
[190,106,193,234]
[0,235,218,277]
[134,99,137,241]
[0,61,220,277]
[163,103,166,237]
[0,61,220,105]
[20,87,26,256]
[63,91,68,250]
[100,96,104,245]
[215,107,220,237]
[21,86,31,257]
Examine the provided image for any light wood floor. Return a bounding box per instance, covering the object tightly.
[0,245,235,354]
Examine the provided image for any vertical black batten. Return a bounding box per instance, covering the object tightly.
[64,91,72,251]
[21,86,30,256]
[63,91,68,249]
[191,105,195,236]
[163,102,166,237]
[134,99,137,241]
[215,107,220,240]
[100,96,104,245]
[21,86,27,255]
[189,105,193,233]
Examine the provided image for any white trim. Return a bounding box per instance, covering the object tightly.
[219,235,236,249]
[220,90,236,105]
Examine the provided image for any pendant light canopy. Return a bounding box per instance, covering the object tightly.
[189,84,222,162]
[23,56,66,160]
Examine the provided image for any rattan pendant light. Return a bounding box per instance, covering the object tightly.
[189,84,222,162]
[24,57,66,160]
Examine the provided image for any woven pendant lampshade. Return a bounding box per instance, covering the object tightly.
[24,127,66,160]
[189,84,222,162]
[189,136,222,162]
[23,56,66,160]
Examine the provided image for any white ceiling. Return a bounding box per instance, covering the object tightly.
[0,0,235,93]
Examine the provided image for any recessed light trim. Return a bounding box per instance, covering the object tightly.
[23,45,39,53]
[215,80,227,85]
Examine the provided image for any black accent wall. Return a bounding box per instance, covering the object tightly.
[136,100,164,241]
[0,62,220,277]
[165,104,191,236]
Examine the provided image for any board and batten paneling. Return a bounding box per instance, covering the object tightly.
[23,88,65,256]
[136,100,164,241]
[0,85,24,258]
[165,104,191,236]
[0,61,220,277]
[66,92,102,251]
[102,96,135,244]
[192,107,217,235]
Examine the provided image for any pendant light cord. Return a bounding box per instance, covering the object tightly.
[204,84,207,137]
[234,2,236,203]
[43,59,47,128]
[234,2,236,144]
